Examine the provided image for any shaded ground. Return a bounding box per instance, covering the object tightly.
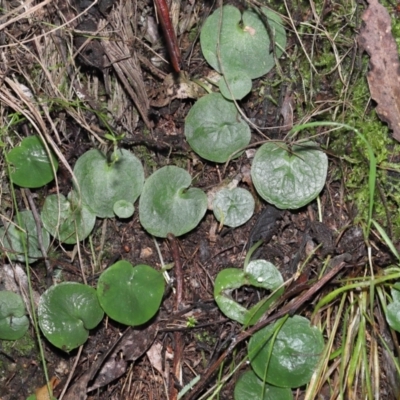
[1,0,400,399]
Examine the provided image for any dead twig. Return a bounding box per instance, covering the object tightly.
[167,233,185,400]
[24,188,53,286]
[154,0,181,72]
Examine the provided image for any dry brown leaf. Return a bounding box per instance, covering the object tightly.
[146,341,165,377]
[358,0,400,142]
[35,377,60,400]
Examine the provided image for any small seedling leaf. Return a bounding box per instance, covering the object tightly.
[249,315,325,388]
[234,371,292,400]
[73,149,144,218]
[38,282,104,352]
[0,291,29,340]
[214,261,283,325]
[97,261,164,326]
[213,187,255,228]
[200,5,286,80]
[7,135,58,188]
[113,199,135,219]
[41,193,96,244]
[386,301,400,332]
[185,93,251,163]
[139,166,207,237]
[0,210,50,263]
[251,142,328,209]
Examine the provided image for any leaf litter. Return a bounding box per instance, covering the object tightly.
[358,0,400,142]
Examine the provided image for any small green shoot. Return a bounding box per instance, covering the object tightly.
[104,132,126,165]
[186,316,198,328]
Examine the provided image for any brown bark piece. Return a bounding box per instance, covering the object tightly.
[358,0,400,142]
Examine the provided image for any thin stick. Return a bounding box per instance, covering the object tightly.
[24,189,53,285]
[58,345,84,400]
[167,233,184,400]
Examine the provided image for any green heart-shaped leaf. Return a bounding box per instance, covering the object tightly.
[249,315,324,388]
[38,282,104,352]
[251,141,328,209]
[214,260,283,325]
[7,135,58,188]
[213,187,255,228]
[97,261,165,326]
[0,210,50,263]
[0,291,29,340]
[185,93,251,163]
[139,166,207,238]
[41,192,96,244]
[73,149,144,218]
[201,5,286,79]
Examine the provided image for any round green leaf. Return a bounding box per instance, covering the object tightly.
[249,315,325,388]
[41,193,96,244]
[113,199,135,219]
[251,142,328,209]
[185,93,251,163]
[73,149,144,218]
[38,282,104,352]
[97,261,165,326]
[219,71,252,100]
[200,5,286,79]
[7,135,58,188]
[213,187,255,228]
[234,371,292,400]
[0,291,29,340]
[386,301,400,332]
[214,261,284,325]
[0,210,50,263]
[139,166,207,238]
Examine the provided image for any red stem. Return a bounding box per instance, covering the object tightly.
[154,0,181,72]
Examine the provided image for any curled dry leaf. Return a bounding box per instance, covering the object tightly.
[358,0,400,142]
[150,72,207,107]
[35,377,60,400]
